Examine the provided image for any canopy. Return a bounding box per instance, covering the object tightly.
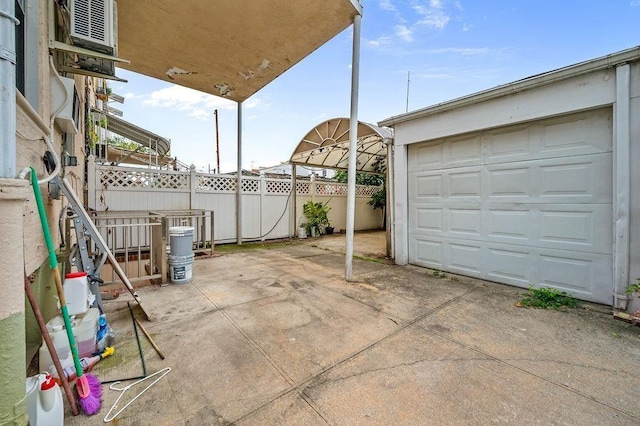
[117,0,361,102]
[93,110,171,157]
[290,118,392,174]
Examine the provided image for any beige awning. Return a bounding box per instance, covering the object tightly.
[93,110,171,156]
[290,118,393,174]
[117,0,361,102]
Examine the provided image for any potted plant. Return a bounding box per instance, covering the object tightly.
[302,200,330,237]
[626,279,640,322]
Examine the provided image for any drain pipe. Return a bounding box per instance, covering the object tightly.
[0,2,30,424]
[1,1,19,178]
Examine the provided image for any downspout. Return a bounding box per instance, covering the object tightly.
[0,2,29,424]
[0,2,19,178]
[345,11,362,281]
[613,63,631,310]
[236,101,242,245]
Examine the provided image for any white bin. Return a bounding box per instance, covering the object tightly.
[169,254,194,284]
[169,226,194,256]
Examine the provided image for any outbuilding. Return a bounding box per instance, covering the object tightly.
[380,47,640,309]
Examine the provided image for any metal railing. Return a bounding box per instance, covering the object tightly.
[64,209,214,286]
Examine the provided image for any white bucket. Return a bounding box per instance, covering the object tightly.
[169,254,194,284]
[25,373,63,426]
[297,226,307,239]
[169,226,194,256]
[63,272,90,315]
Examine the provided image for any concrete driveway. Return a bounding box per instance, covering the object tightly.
[66,233,640,425]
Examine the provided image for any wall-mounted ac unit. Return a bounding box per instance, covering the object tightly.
[52,76,81,134]
[69,0,115,55]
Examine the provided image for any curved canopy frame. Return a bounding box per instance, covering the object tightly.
[289,118,392,174]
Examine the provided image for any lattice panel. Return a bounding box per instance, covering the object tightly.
[356,185,382,196]
[198,176,237,192]
[266,180,292,194]
[316,183,347,195]
[242,179,260,193]
[100,168,188,189]
[296,182,311,195]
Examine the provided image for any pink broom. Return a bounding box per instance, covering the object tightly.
[31,168,102,414]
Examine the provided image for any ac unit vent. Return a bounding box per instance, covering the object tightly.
[70,0,114,54]
[52,76,80,134]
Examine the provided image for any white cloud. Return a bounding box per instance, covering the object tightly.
[142,85,236,120]
[462,23,470,31]
[426,47,492,56]
[631,0,640,5]
[414,4,450,29]
[395,25,414,42]
[379,0,397,11]
[365,36,393,48]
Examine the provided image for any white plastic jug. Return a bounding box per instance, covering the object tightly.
[63,271,91,315]
[25,373,63,426]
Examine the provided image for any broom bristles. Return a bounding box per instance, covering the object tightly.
[77,374,102,415]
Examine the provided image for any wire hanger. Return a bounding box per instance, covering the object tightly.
[103,367,171,422]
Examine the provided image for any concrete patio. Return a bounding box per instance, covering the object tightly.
[65,232,640,425]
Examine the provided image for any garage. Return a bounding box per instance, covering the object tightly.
[407,109,613,303]
[380,46,640,308]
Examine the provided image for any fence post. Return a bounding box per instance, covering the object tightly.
[87,155,96,209]
[310,173,316,202]
[260,173,266,241]
[189,164,197,209]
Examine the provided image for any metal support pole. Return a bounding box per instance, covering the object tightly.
[236,101,243,244]
[345,12,362,281]
[292,163,297,237]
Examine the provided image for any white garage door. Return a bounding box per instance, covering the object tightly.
[407,108,613,304]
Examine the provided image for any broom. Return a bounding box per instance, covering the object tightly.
[30,168,102,415]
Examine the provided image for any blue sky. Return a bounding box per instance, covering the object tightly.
[111,0,640,173]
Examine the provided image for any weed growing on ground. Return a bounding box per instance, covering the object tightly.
[517,287,578,309]
[431,269,447,279]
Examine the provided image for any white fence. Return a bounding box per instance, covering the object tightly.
[87,162,383,244]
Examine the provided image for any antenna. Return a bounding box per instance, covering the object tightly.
[406,70,411,113]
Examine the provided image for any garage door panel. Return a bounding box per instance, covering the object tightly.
[410,235,612,303]
[449,170,482,198]
[407,108,613,304]
[538,154,612,203]
[487,248,531,285]
[537,250,612,302]
[540,110,612,156]
[411,204,611,254]
[449,209,482,236]
[487,167,529,198]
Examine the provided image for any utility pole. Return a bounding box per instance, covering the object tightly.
[406,70,411,113]
[214,109,220,173]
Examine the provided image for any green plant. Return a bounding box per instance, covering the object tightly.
[517,287,578,309]
[302,201,330,236]
[625,279,640,295]
[431,268,447,279]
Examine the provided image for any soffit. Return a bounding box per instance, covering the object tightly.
[116,0,360,102]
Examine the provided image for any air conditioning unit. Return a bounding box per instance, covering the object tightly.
[52,76,80,134]
[69,0,115,54]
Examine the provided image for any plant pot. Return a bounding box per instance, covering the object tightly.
[325,226,334,235]
[297,226,307,239]
[310,227,319,237]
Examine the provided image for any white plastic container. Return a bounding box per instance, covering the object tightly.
[63,271,90,315]
[25,373,63,426]
[169,226,194,256]
[38,307,99,375]
[169,254,194,284]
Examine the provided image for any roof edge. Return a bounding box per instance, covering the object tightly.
[379,45,640,127]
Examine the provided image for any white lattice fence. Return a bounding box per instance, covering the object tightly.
[89,164,383,243]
